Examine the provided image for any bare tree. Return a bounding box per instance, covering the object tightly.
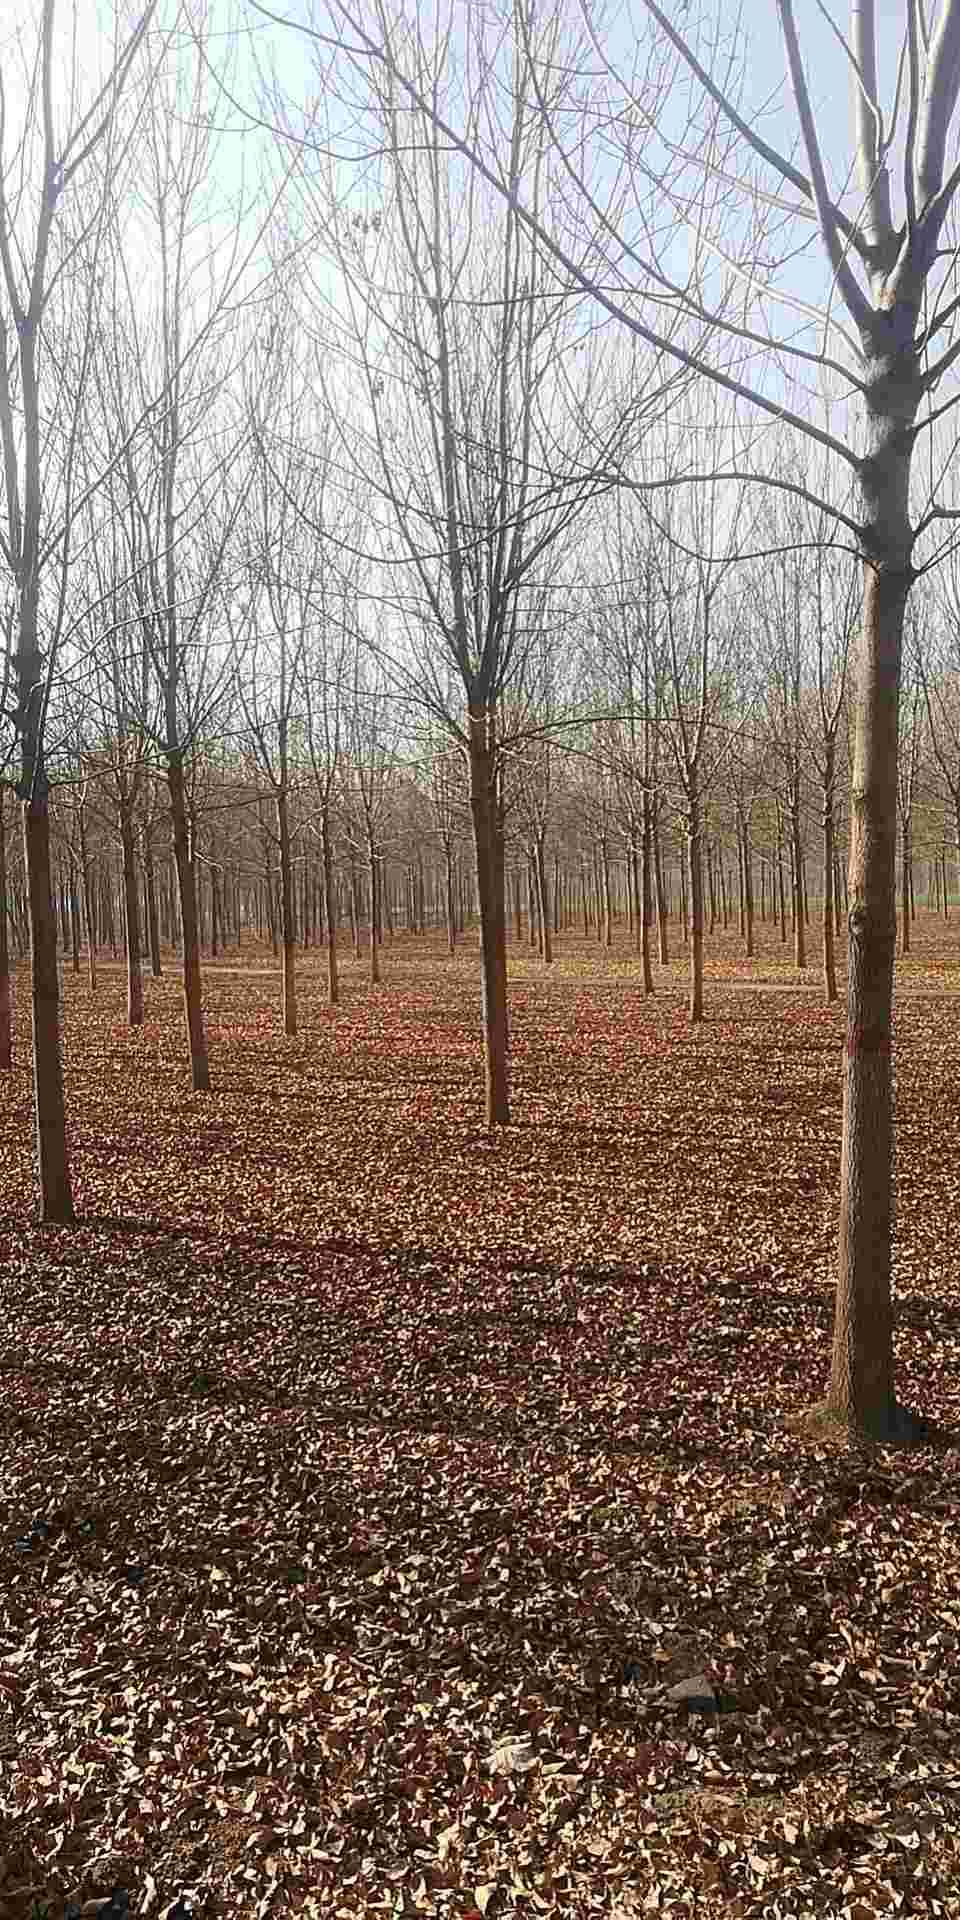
[277,6,675,1125]
[0,0,157,1219]
[295,0,960,1440]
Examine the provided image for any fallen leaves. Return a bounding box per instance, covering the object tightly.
[0,922,958,1917]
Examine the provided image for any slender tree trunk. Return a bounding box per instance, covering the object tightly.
[791,785,805,968]
[167,752,209,1092]
[69,875,80,973]
[368,844,381,984]
[119,806,144,1027]
[777,822,787,944]
[600,840,613,947]
[640,794,654,995]
[0,794,11,1071]
[24,788,75,1222]
[277,788,297,1034]
[321,815,339,1007]
[652,817,668,967]
[445,842,456,953]
[822,734,838,1005]
[742,814,755,958]
[899,810,911,957]
[143,836,162,977]
[534,836,552,965]
[468,712,509,1127]
[687,784,704,1024]
[78,806,97,993]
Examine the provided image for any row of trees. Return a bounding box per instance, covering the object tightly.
[6,0,960,1440]
[7,622,960,1025]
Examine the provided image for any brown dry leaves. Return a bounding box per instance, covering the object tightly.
[0,922,959,1919]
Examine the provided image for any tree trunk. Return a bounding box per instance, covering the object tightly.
[0,794,11,1070]
[78,805,97,993]
[687,785,703,1024]
[742,813,755,958]
[167,752,210,1092]
[119,806,144,1027]
[899,810,911,956]
[468,712,509,1127]
[822,734,838,1004]
[600,841,612,947]
[368,846,381,984]
[143,835,162,976]
[277,788,297,1034]
[24,792,74,1222]
[640,792,654,994]
[826,553,916,1442]
[791,786,805,968]
[534,836,552,965]
[777,823,787,944]
[652,817,668,967]
[445,842,456,953]
[321,814,339,1007]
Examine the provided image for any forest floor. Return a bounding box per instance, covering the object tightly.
[2,915,960,1920]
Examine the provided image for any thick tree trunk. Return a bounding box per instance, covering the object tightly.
[822,735,838,1004]
[469,713,509,1127]
[167,752,210,1092]
[119,807,143,1027]
[824,558,916,1442]
[24,793,74,1222]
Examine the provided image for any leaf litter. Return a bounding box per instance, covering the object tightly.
[0,923,959,1918]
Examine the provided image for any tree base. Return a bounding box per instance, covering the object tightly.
[790,1397,928,1451]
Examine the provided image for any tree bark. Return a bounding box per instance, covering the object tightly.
[791,783,805,969]
[469,712,509,1126]
[119,807,144,1027]
[167,752,210,1092]
[534,835,552,965]
[368,845,381,984]
[822,733,838,1004]
[640,792,654,994]
[277,788,298,1034]
[687,784,704,1024]
[899,808,911,956]
[321,814,339,1007]
[828,559,912,1440]
[0,794,11,1071]
[24,793,74,1221]
[143,835,162,976]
